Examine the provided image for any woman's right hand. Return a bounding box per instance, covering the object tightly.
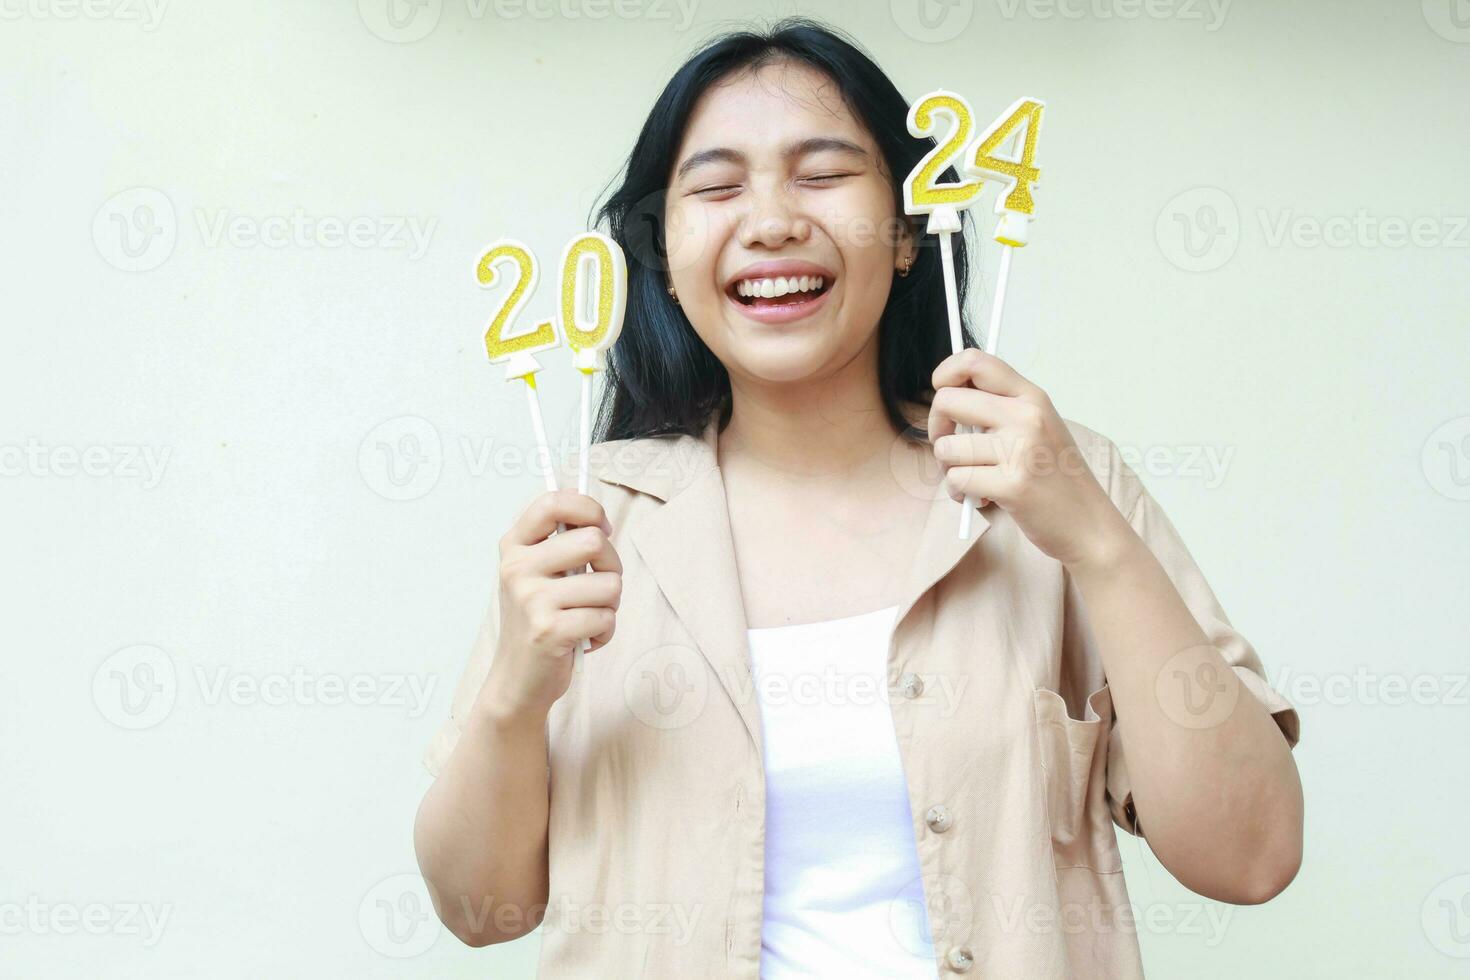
[478,490,622,723]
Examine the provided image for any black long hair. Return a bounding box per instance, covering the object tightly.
[592,17,977,444]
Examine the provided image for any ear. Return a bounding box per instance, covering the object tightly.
[894,216,919,270]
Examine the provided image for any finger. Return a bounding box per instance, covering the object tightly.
[507,490,611,548]
[933,430,1004,467]
[928,386,1012,440]
[526,525,622,577]
[545,570,622,611]
[942,464,1010,505]
[932,348,1032,398]
[585,616,617,652]
[559,606,616,651]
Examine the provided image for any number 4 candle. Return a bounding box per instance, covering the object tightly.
[960,97,1045,539]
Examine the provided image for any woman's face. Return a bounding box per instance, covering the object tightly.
[665,60,913,386]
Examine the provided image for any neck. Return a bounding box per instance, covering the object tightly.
[717,342,924,486]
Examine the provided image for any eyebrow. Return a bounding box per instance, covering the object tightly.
[675,136,869,181]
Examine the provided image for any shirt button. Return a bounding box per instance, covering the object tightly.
[925,804,953,833]
[946,946,974,972]
[899,672,924,699]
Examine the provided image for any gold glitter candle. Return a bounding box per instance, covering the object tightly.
[476,239,561,376]
[966,98,1045,217]
[903,90,984,216]
[557,232,626,373]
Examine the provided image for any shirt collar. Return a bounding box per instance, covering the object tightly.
[604,414,994,755]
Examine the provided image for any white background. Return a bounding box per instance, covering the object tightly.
[2,0,1468,976]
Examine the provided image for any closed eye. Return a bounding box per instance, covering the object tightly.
[800,172,855,184]
[691,184,740,197]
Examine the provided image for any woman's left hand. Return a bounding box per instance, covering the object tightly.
[928,348,1136,572]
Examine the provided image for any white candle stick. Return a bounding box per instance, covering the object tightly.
[578,370,593,496]
[557,231,627,668]
[958,97,1047,539]
[903,89,987,536]
[477,239,590,666]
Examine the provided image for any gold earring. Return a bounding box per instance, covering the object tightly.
[898,252,914,278]
[667,283,680,305]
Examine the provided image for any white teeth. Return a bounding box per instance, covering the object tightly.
[735,276,829,299]
[735,275,829,299]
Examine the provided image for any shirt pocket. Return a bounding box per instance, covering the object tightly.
[1032,686,1124,874]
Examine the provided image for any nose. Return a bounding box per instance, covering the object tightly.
[737,183,812,250]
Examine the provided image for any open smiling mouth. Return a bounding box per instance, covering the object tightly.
[726,275,834,321]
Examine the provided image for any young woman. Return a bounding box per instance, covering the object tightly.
[414,19,1303,979]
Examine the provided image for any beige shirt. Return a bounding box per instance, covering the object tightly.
[423,416,1301,978]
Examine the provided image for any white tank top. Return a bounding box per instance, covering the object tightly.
[746,605,939,980]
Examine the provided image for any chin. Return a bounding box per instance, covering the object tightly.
[724,331,847,385]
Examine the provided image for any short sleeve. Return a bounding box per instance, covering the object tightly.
[422,582,502,778]
[1085,433,1302,838]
